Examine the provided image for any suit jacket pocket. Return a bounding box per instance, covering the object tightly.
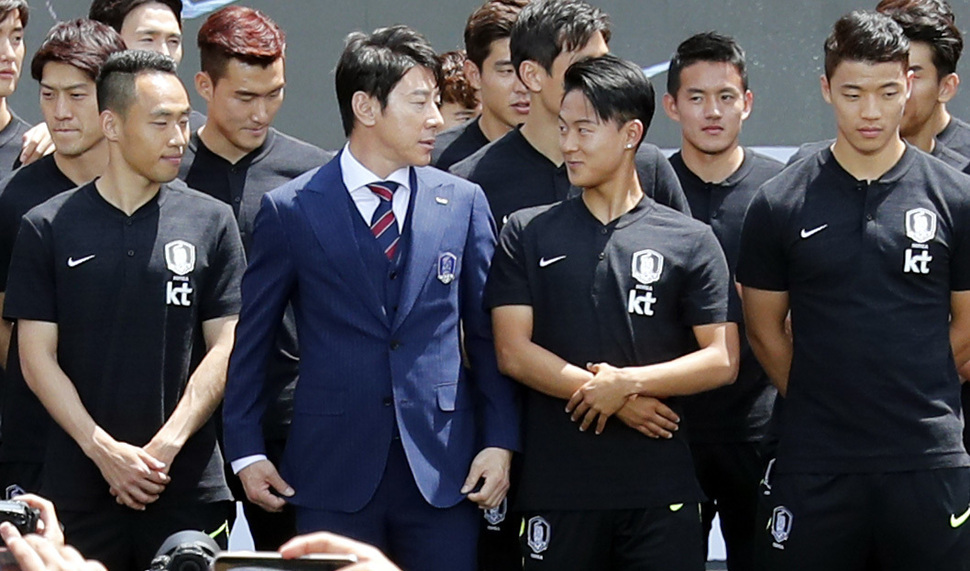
[294,388,346,416]
[435,382,459,412]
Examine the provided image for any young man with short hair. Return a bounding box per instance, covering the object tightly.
[738,12,970,570]
[0,17,125,499]
[222,25,519,571]
[0,1,31,176]
[432,0,530,171]
[89,0,183,63]
[178,5,333,550]
[487,53,738,570]
[662,32,781,571]
[5,50,245,571]
[450,0,689,227]
[437,50,480,132]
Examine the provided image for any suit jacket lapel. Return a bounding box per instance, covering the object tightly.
[297,159,390,328]
[392,172,452,331]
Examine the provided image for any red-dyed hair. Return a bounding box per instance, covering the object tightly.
[197,5,285,82]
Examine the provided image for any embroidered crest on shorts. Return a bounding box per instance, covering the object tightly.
[771,506,793,548]
[527,516,550,555]
[484,497,507,527]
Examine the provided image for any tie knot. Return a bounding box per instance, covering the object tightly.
[368,181,398,202]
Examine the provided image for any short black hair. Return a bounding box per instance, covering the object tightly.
[334,25,442,137]
[824,11,910,79]
[563,54,654,148]
[0,0,27,28]
[31,19,127,83]
[510,0,610,76]
[464,0,527,69]
[96,49,178,114]
[89,0,182,33]
[667,32,748,96]
[880,4,962,77]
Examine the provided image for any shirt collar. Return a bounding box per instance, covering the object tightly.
[340,143,411,193]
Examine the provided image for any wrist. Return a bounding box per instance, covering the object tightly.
[83,427,115,460]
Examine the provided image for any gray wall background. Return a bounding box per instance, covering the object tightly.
[13,0,970,151]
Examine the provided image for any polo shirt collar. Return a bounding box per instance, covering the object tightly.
[572,193,656,230]
[818,142,916,185]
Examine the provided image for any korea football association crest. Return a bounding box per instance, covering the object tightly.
[165,240,196,307]
[165,240,196,276]
[484,497,507,528]
[526,516,550,557]
[631,249,664,285]
[770,506,793,549]
[437,252,457,285]
[905,208,937,244]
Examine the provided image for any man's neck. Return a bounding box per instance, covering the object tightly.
[478,109,513,142]
[53,139,109,186]
[581,162,643,224]
[0,98,12,133]
[904,105,950,153]
[680,141,744,184]
[831,133,906,182]
[519,103,562,166]
[95,149,161,216]
[198,123,250,165]
[347,136,405,180]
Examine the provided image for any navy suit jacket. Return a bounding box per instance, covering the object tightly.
[223,153,520,511]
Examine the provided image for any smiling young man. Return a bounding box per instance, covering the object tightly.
[3,50,245,571]
[177,5,332,550]
[487,54,738,570]
[450,0,689,229]
[662,32,781,570]
[432,0,530,171]
[222,25,519,571]
[0,18,125,501]
[737,11,970,571]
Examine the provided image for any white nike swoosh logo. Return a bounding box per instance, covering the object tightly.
[539,255,567,268]
[67,255,95,268]
[800,224,829,239]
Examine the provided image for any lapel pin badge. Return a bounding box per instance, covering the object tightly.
[437,252,457,284]
[435,196,449,205]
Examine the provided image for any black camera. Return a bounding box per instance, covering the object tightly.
[0,501,39,546]
[149,531,220,571]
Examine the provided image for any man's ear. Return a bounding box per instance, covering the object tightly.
[938,72,960,104]
[662,92,680,123]
[518,60,545,94]
[101,109,120,143]
[194,71,214,102]
[464,60,483,91]
[352,91,379,128]
[820,74,833,105]
[741,89,754,121]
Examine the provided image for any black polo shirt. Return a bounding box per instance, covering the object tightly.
[485,195,728,510]
[789,138,970,172]
[0,155,76,463]
[179,127,332,441]
[3,182,245,509]
[432,117,490,171]
[937,116,970,159]
[736,146,970,475]
[450,127,690,228]
[670,149,782,443]
[0,112,30,179]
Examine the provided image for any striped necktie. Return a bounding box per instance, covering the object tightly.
[368,181,400,260]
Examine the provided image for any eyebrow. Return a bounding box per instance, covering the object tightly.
[151,107,191,118]
[40,82,89,91]
[135,28,181,38]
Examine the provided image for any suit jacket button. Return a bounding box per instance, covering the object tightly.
[390,340,401,350]
[383,397,393,406]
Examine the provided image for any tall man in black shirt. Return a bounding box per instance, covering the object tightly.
[432,0,529,171]
[662,32,781,571]
[738,12,970,571]
[4,50,245,571]
[488,54,738,570]
[0,1,31,176]
[0,18,125,499]
[450,0,690,227]
[179,5,332,550]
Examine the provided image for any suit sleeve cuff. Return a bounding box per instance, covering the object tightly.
[231,454,268,474]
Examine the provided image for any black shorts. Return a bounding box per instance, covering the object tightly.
[60,499,233,571]
[765,468,970,571]
[691,441,768,570]
[0,461,42,497]
[519,505,704,571]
